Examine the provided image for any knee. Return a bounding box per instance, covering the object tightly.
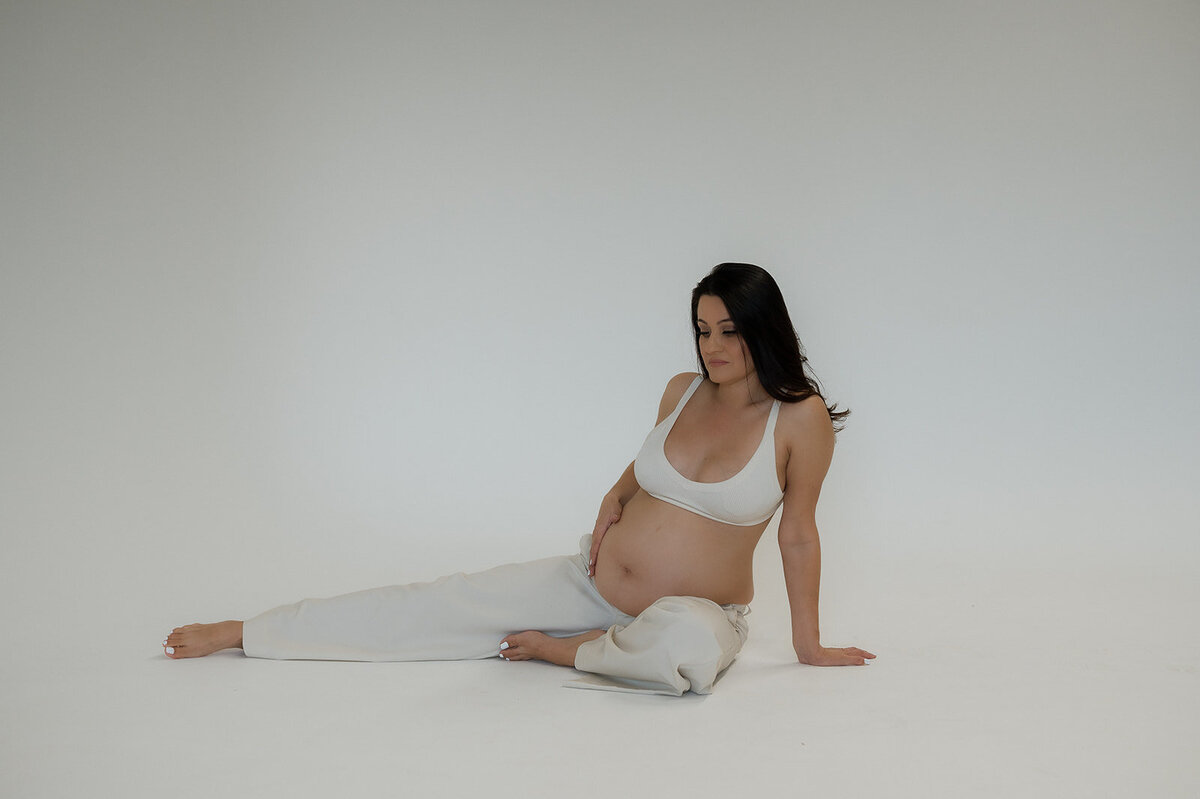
[643,597,743,660]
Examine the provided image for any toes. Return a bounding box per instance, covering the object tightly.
[500,646,531,661]
[498,635,530,660]
[498,632,544,661]
[498,633,525,651]
[164,629,190,656]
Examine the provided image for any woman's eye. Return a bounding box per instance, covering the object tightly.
[722,330,738,337]
[698,331,710,337]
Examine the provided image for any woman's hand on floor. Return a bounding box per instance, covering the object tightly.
[589,493,623,575]
[796,645,876,666]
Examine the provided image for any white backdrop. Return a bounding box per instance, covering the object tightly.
[2,0,1198,640]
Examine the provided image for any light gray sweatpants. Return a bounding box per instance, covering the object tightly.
[243,535,749,695]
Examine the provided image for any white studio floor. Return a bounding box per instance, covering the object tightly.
[3,540,1197,799]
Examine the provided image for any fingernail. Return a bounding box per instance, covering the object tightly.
[165,647,175,655]
[499,642,509,650]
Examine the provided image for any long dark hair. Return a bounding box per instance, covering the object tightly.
[691,263,849,431]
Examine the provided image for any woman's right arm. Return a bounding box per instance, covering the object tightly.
[587,372,700,575]
[604,461,640,506]
[588,462,635,575]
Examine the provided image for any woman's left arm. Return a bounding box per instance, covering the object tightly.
[777,398,875,667]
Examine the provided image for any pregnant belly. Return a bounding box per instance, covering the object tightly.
[592,490,765,616]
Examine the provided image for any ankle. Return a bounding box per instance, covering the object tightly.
[224,620,244,649]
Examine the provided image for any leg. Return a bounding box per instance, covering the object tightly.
[567,596,750,696]
[171,535,628,662]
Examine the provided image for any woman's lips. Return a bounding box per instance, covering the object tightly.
[709,360,729,366]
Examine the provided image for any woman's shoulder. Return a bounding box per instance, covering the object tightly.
[664,371,702,394]
[775,394,835,446]
[655,372,703,423]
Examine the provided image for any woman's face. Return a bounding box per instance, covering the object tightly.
[695,294,755,384]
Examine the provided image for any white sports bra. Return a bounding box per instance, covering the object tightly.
[633,375,784,526]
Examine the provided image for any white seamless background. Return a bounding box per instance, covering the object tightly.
[1,2,1197,797]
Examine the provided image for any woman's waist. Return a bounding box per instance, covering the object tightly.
[592,492,760,609]
[592,553,755,616]
[607,490,766,552]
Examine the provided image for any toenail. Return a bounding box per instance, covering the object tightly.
[165,647,175,655]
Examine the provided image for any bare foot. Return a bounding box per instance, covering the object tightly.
[498,630,605,667]
[163,621,244,659]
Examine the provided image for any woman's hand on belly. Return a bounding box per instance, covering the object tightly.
[588,492,625,576]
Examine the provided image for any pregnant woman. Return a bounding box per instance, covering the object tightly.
[163,262,874,695]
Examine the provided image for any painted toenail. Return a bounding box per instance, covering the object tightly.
[165,647,175,654]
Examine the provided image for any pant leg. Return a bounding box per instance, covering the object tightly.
[567,596,750,696]
[243,535,629,661]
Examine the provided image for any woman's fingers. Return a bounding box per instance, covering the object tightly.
[837,647,874,665]
[801,645,876,666]
[589,522,615,575]
[588,501,622,575]
[593,512,619,534]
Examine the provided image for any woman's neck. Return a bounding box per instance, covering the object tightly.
[709,375,770,410]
